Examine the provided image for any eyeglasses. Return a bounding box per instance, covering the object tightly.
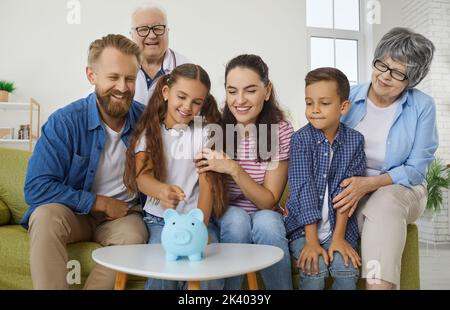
[373,59,408,81]
[134,24,167,37]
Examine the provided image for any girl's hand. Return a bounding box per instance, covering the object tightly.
[328,238,362,269]
[195,148,237,175]
[298,241,329,275]
[158,184,185,209]
[332,177,373,217]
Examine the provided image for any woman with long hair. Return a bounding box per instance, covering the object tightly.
[196,55,294,290]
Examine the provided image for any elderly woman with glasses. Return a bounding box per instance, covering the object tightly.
[335,27,438,290]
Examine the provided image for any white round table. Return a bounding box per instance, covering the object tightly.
[92,243,283,290]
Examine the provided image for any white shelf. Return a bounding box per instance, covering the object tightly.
[0,102,30,111]
[0,98,41,152]
[0,139,30,143]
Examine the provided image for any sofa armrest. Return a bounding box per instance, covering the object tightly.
[0,199,11,225]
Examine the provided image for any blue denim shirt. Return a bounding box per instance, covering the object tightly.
[21,93,145,228]
[342,83,439,187]
[285,123,366,249]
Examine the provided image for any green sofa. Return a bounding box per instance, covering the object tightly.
[0,148,145,289]
[0,147,420,290]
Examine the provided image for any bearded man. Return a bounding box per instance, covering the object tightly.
[22,34,148,290]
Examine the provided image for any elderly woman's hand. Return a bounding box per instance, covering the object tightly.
[195,148,238,176]
[332,176,375,217]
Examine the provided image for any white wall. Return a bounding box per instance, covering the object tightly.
[402,0,450,244]
[0,0,409,131]
[361,0,405,79]
[372,0,405,46]
[0,0,307,129]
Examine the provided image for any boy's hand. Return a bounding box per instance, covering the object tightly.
[158,185,186,209]
[298,241,329,275]
[328,238,361,268]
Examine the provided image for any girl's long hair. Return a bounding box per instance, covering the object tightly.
[124,64,227,219]
[222,54,285,162]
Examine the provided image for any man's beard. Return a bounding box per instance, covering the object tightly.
[95,88,133,118]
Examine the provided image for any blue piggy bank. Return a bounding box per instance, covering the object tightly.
[161,209,208,261]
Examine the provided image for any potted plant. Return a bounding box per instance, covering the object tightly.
[426,159,450,213]
[0,80,16,102]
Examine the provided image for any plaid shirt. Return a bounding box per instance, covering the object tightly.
[284,123,366,249]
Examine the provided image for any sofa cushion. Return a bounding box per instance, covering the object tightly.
[0,148,31,224]
[0,225,31,289]
[400,224,420,289]
[0,225,104,289]
[0,199,11,225]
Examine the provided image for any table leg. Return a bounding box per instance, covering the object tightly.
[247,272,258,290]
[188,281,201,290]
[114,272,128,290]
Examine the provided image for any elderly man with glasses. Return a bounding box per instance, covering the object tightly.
[336,27,438,290]
[130,4,190,106]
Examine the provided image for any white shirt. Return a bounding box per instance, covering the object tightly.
[355,98,400,176]
[91,122,137,206]
[134,49,190,106]
[318,147,333,243]
[135,123,209,217]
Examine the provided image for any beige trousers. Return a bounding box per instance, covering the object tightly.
[28,203,148,290]
[356,184,427,289]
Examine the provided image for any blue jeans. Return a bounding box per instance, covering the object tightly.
[289,237,359,290]
[219,206,292,290]
[143,213,224,290]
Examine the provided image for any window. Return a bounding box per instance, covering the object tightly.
[307,0,364,85]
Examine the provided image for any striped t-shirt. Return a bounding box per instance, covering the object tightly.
[227,120,294,213]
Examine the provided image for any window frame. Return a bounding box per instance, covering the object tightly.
[306,0,367,84]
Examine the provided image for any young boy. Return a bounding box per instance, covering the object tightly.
[285,68,366,290]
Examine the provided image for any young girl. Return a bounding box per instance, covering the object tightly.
[196,55,294,290]
[124,63,226,290]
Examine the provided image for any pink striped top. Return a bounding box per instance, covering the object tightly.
[227,121,294,213]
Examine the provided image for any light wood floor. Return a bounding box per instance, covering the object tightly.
[420,242,450,290]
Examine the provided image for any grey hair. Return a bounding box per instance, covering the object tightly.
[131,3,168,28]
[373,27,435,88]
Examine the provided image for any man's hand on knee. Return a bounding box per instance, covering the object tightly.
[91,195,128,220]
